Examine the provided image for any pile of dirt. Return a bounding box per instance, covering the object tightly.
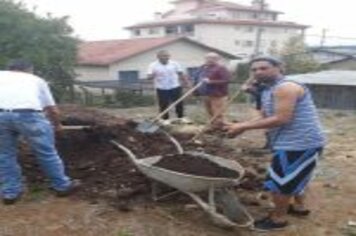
[19,105,266,208]
[154,154,240,178]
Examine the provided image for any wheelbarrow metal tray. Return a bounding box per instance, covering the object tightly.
[135,151,245,193]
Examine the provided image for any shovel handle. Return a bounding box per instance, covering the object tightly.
[152,81,204,123]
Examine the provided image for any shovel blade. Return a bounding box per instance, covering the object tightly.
[136,120,160,134]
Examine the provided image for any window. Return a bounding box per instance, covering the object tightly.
[181,24,195,35]
[243,40,254,47]
[118,71,139,84]
[148,28,159,35]
[245,26,254,32]
[133,29,141,36]
[165,26,178,35]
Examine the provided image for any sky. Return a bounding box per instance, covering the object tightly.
[20,0,356,46]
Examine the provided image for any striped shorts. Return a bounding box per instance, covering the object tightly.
[264,147,323,195]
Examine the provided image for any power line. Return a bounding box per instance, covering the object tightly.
[306,34,356,41]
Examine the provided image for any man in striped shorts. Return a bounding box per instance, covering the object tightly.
[225,56,326,232]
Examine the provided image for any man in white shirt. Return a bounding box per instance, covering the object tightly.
[147,50,191,124]
[0,59,80,205]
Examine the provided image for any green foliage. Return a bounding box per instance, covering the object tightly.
[0,0,78,101]
[269,36,322,75]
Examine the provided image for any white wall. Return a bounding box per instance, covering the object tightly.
[75,66,110,81]
[193,23,304,57]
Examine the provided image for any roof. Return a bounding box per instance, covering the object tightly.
[77,36,239,66]
[287,70,356,86]
[126,18,308,29]
[170,0,283,14]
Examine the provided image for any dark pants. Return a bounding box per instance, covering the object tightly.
[156,87,184,120]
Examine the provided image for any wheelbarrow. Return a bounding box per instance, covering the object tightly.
[110,134,254,229]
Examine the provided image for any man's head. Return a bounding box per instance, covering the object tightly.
[6,59,34,73]
[205,52,221,66]
[249,56,283,83]
[157,50,170,64]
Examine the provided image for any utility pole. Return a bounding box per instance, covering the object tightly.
[320,28,328,47]
[253,0,266,57]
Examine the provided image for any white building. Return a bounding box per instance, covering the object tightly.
[126,0,308,58]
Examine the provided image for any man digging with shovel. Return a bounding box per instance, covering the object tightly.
[0,59,80,205]
[224,56,326,232]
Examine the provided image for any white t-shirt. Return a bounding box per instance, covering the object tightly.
[0,71,56,110]
[147,60,183,90]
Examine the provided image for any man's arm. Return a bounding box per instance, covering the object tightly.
[225,82,304,136]
[147,63,155,80]
[44,106,62,131]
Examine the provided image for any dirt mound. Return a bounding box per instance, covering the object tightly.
[19,105,266,208]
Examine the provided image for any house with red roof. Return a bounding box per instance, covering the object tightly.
[76,36,238,84]
[126,0,308,57]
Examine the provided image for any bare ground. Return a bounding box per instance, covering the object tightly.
[0,104,356,236]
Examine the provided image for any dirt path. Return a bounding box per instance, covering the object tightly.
[0,105,355,236]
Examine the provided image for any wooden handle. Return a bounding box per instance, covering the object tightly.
[191,88,243,141]
[152,81,204,122]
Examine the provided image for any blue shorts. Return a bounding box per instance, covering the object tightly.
[264,147,323,195]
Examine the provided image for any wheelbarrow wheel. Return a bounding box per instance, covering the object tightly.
[214,188,252,225]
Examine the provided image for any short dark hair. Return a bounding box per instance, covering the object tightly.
[249,56,282,67]
[6,59,33,71]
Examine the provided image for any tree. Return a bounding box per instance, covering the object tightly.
[0,0,79,101]
[269,36,322,75]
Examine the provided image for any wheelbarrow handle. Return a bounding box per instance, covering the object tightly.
[152,80,204,123]
[110,140,138,164]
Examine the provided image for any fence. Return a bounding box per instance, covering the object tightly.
[72,80,247,108]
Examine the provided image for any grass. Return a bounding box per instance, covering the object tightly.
[117,229,134,236]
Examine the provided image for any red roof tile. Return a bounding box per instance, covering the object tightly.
[77,36,238,66]
[77,37,180,66]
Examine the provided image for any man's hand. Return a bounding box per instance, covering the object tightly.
[202,78,210,84]
[223,122,248,138]
[54,124,63,133]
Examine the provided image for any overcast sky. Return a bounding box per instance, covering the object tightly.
[21,0,356,46]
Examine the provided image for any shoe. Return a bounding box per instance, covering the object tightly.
[253,217,288,232]
[52,179,82,197]
[161,119,171,126]
[288,204,311,216]
[178,117,193,124]
[2,193,23,205]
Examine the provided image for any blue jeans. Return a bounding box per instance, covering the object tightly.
[0,112,71,198]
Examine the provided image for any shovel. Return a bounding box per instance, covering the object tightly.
[136,81,204,134]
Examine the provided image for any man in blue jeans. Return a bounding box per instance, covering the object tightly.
[0,59,80,205]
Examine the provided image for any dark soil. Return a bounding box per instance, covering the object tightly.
[18,105,267,208]
[154,154,240,178]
